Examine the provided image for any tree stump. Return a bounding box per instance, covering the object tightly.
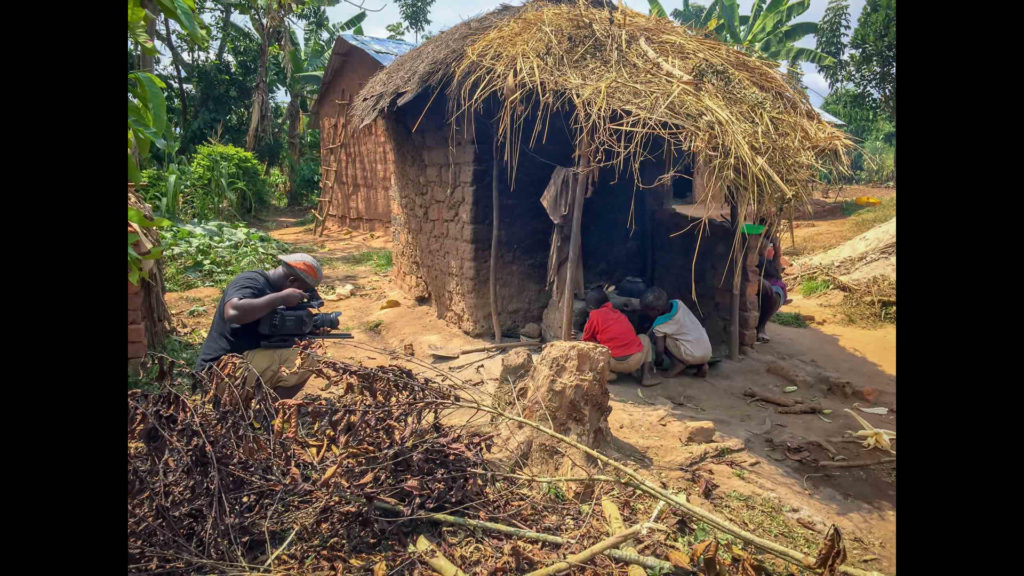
[493,342,612,487]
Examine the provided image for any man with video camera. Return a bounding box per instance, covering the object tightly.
[195,253,337,396]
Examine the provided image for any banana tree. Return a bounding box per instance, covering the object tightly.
[281,9,365,205]
[129,0,209,183]
[703,0,835,67]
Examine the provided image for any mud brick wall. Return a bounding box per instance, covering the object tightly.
[738,233,763,349]
[318,47,394,232]
[128,280,147,371]
[385,93,491,333]
[708,232,762,353]
[652,209,736,356]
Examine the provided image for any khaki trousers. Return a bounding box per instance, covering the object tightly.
[241,347,317,390]
[609,334,652,374]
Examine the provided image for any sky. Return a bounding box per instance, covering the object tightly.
[325,0,867,106]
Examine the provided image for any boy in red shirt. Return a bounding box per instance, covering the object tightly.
[582,289,662,386]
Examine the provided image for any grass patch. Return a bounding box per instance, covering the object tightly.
[799,277,832,297]
[716,493,819,557]
[342,250,393,274]
[770,312,808,328]
[363,319,383,333]
[294,212,315,227]
[844,195,896,236]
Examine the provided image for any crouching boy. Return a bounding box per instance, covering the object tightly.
[641,287,712,378]
[582,288,662,386]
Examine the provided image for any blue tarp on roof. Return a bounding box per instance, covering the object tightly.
[340,34,415,66]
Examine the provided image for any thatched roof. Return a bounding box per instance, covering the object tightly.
[351,0,851,220]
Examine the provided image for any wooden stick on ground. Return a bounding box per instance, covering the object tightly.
[524,522,648,576]
[457,401,890,576]
[818,457,895,468]
[744,387,800,407]
[602,498,646,576]
[410,534,467,576]
[361,493,682,573]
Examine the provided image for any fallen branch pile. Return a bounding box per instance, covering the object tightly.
[128,353,890,576]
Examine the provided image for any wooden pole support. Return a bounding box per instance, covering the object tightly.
[561,145,590,340]
[490,143,502,343]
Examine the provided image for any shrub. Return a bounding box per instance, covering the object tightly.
[857,140,895,185]
[186,143,270,220]
[141,162,189,221]
[163,221,292,291]
[267,167,289,207]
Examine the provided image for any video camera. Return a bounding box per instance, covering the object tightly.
[257,297,353,348]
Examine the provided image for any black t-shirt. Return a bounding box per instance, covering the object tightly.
[195,271,276,371]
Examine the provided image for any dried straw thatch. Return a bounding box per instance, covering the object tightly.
[351,0,851,224]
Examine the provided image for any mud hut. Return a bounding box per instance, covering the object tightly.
[350,0,851,356]
[310,34,415,233]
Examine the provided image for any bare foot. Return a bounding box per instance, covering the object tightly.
[664,362,686,378]
[693,364,708,378]
[607,372,619,383]
[640,365,663,387]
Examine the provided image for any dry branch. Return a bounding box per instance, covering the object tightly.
[524,522,648,576]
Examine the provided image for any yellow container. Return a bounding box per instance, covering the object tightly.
[855,196,881,206]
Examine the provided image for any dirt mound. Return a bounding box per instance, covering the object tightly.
[794,217,895,285]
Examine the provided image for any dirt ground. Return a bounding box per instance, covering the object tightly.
[164,201,896,574]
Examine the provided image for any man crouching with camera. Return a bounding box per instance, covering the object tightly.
[195,253,334,399]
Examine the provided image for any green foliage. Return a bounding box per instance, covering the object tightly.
[770,311,809,328]
[541,482,567,502]
[849,0,896,120]
[141,160,189,221]
[186,143,270,220]
[821,87,895,185]
[815,0,851,90]
[128,337,202,393]
[128,207,173,286]
[386,21,407,40]
[363,319,384,333]
[127,0,208,181]
[162,221,292,291]
[397,0,436,42]
[702,0,834,67]
[799,278,832,297]
[857,140,895,185]
[267,167,289,207]
[343,250,393,274]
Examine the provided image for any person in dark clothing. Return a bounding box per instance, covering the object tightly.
[756,233,789,343]
[196,253,330,396]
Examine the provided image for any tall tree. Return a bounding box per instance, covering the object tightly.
[815,0,850,90]
[396,0,435,43]
[281,7,366,205]
[848,0,895,122]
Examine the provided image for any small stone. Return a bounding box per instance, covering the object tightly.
[380,299,401,310]
[681,421,716,444]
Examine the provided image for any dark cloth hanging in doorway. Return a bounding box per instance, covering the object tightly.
[542,166,585,300]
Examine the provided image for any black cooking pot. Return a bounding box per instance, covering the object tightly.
[616,276,648,299]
